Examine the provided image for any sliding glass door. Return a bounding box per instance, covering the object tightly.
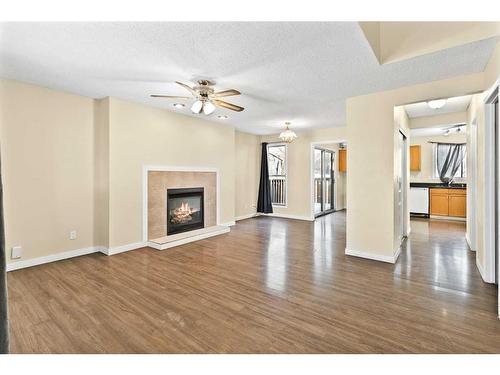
[314,148,335,217]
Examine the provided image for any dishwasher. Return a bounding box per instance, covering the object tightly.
[410,187,429,216]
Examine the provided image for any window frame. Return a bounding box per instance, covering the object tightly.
[266,142,288,208]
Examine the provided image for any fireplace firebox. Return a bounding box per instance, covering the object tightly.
[167,187,204,235]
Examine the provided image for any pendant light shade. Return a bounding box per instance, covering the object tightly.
[279,122,297,143]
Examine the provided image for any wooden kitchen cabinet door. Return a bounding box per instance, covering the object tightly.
[339,149,347,172]
[449,194,466,217]
[430,189,448,216]
[410,145,421,171]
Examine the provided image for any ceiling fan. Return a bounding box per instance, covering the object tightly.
[151,80,244,115]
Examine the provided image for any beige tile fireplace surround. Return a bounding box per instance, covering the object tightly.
[147,170,218,242]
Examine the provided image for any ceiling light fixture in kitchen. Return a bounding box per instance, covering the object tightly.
[427,99,447,109]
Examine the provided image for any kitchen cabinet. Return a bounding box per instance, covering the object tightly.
[430,188,466,217]
[410,145,421,171]
[448,189,466,217]
[339,149,347,172]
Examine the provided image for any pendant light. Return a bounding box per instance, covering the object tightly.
[279,122,297,143]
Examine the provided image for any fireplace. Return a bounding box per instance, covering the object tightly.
[167,187,204,235]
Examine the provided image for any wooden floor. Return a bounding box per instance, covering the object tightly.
[7,212,500,353]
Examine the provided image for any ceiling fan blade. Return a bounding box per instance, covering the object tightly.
[176,81,197,95]
[211,89,241,98]
[213,99,244,112]
[150,95,191,99]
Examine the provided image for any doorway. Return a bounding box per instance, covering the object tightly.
[314,147,335,217]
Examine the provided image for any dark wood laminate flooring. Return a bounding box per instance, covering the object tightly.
[7,212,500,353]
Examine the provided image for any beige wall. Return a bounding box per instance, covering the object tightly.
[0,79,95,264]
[380,22,500,64]
[410,133,467,183]
[106,97,235,248]
[260,127,347,219]
[0,80,239,262]
[93,98,110,248]
[347,38,499,263]
[359,22,500,64]
[235,130,260,219]
[346,72,486,259]
[409,112,467,129]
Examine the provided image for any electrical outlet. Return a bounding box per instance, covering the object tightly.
[11,246,22,259]
[69,230,77,240]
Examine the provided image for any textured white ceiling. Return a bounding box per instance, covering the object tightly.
[404,95,473,118]
[0,22,497,134]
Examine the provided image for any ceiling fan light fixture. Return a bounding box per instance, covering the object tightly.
[203,101,216,115]
[427,99,447,109]
[279,122,297,143]
[191,100,203,114]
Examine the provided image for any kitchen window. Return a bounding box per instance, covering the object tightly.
[433,143,467,179]
[267,143,287,206]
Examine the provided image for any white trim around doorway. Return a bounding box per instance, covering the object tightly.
[483,77,499,285]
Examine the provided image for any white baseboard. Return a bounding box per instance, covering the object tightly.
[220,221,236,227]
[6,246,102,272]
[345,247,400,264]
[476,256,495,283]
[262,213,314,222]
[101,242,147,256]
[465,233,476,251]
[235,213,257,221]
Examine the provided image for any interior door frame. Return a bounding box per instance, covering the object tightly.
[310,139,346,220]
[314,147,335,217]
[468,118,478,252]
[483,78,499,287]
[398,129,409,240]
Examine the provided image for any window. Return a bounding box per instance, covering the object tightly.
[267,143,287,206]
[434,143,467,179]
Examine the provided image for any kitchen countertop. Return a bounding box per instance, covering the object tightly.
[410,182,466,189]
